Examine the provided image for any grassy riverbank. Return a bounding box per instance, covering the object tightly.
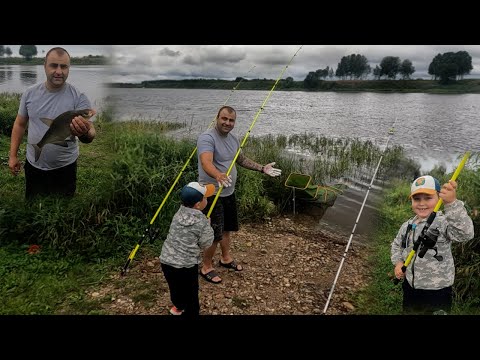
[0,92,478,314]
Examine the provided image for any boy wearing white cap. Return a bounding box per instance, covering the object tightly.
[391,175,474,314]
[160,182,215,316]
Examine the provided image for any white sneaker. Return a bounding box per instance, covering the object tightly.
[170,306,184,315]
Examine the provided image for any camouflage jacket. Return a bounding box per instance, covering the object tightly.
[160,205,214,268]
[391,199,474,290]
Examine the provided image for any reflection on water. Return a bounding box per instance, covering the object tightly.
[19,69,37,86]
[0,67,13,84]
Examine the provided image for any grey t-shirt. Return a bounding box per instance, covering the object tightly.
[197,127,240,197]
[19,82,92,170]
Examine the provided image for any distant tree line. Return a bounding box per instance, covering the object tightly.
[0,45,13,57]
[303,50,473,88]
[0,45,109,65]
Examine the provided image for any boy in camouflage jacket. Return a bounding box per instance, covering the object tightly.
[391,175,474,314]
[160,182,215,316]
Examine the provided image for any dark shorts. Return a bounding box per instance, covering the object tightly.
[402,280,452,314]
[203,193,239,242]
[24,159,77,200]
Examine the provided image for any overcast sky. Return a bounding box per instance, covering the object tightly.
[109,45,480,83]
[5,45,480,82]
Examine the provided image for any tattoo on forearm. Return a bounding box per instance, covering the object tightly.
[237,153,262,171]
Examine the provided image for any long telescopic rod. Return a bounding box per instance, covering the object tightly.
[206,46,303,218]
[322,117,398,314]
[120,66,256,276]
[393,151,470,285]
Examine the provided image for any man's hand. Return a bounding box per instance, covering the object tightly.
[215,173,233,188]
[8,155,21,176]
[263,162,282,177]
[70,109,96,137]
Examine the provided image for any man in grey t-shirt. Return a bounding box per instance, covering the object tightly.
[197,105,282,284]
[8,47,96,199]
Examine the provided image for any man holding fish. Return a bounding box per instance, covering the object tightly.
[8,47,97,199]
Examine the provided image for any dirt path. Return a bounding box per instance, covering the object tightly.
[87,213,372,315]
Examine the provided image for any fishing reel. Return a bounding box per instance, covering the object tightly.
[146,226,161,243]
[418,229,443,261]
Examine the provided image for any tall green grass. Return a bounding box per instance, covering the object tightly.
[0,92,21,136]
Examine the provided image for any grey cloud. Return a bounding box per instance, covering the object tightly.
[159,47,181,57]
[110,45,480,82]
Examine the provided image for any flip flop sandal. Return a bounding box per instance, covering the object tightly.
[219,260,243,271]
[199,269,222,284]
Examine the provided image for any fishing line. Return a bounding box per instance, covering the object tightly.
[206,46,304,218]
[120,65,256,276]
[322,116,398,314]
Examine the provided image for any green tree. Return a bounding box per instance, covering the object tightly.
[284,76,294,88]
[19,45,38,61]
[5,47,12,57]
[379,56,401,79]
[399,59,415,79]
[455,51,473,79]
[373,65,381,80]
[335,54,370,79]
[303,71,320,89]
[0,45,5,57]
[328,67,334,79]
[427,51,472,83]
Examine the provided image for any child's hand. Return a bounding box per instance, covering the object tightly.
[394,262,405,280]
[439,180,457,204]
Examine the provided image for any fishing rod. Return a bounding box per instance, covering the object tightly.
[393,151,470,285]
[120,65,256,276]
[322,116,398,314]
[206,46,303,219]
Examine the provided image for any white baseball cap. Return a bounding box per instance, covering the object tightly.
[410,175,441,198]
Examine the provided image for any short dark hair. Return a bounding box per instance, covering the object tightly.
[44,47,71,63]
[216,106,236,119]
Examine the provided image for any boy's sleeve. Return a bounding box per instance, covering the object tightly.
[444,199,475,243]
[391,222,407,265]
[198,219,214,249]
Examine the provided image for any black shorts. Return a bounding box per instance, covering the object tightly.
[203,193,239,241]
[24,159,77,200]
[402,280,452,314]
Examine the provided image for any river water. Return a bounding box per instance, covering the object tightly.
[107,87,479,240]
[107,88,480,173]
[0,64,109,111]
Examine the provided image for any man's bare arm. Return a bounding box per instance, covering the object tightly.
[8,114,28,176]
[237,152,263,172]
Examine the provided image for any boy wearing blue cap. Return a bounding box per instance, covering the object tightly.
[391,175,474,314]
[160,182,215,316]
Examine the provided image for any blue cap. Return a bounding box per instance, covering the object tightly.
[180,182,215,207]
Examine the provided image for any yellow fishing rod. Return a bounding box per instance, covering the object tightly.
[206,46,303,219]
[393,151,470,285]
[120,66,256,276]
